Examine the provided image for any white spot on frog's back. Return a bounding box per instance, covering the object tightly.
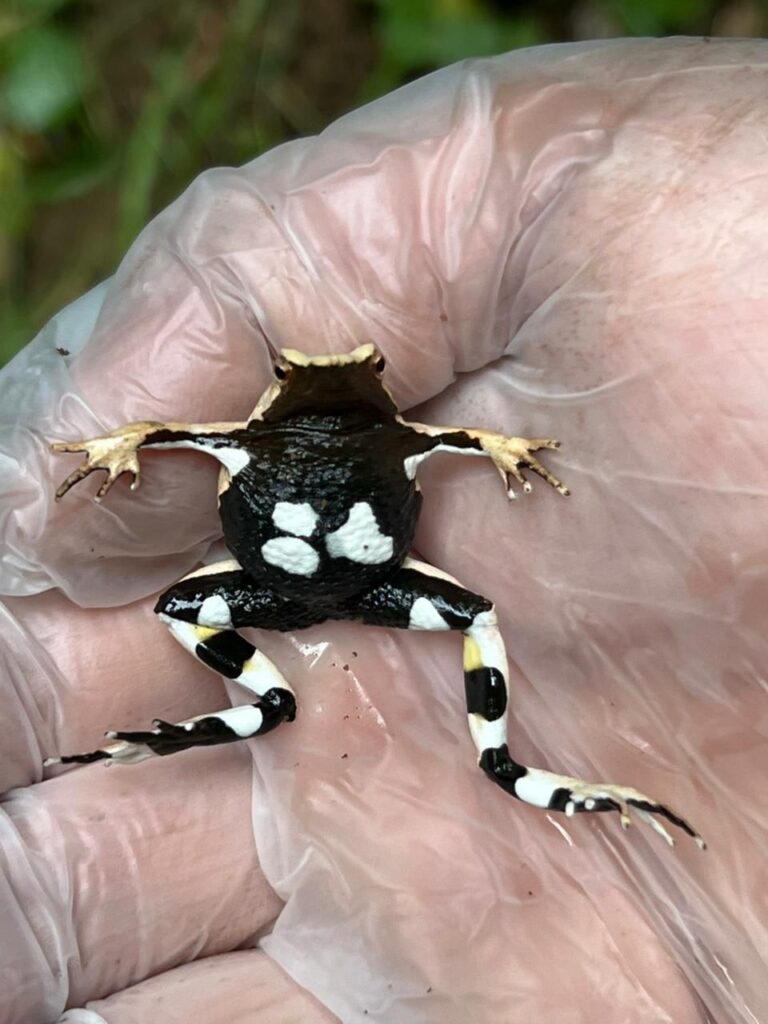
[325,502,394,564]
[261,537,319,576]
[272,501,318,537]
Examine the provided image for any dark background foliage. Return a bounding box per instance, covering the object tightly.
[1,0,763,364]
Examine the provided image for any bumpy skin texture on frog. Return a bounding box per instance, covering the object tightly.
[1,37,767,1024]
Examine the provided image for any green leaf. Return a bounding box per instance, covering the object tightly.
[1,26,85,131]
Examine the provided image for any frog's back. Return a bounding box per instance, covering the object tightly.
[218,418,421,607]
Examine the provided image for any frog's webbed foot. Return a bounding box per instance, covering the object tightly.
[483,749,706,849]
[51,425,153,501]
[482,436,570,500]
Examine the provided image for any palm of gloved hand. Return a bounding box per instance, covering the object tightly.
[1,36,766,1024]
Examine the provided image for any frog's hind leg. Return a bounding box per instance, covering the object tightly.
[45,560,316,768]
[345,557,704,850]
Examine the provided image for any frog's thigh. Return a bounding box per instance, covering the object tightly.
[44,562,311,768]
[344,562,704,848]
[345,557,507,752]
[154,560,320,702]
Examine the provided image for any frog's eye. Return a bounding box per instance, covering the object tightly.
[274,364,289,381]
[374,356,386,375]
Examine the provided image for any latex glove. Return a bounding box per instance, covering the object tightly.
[1,37,766,1024]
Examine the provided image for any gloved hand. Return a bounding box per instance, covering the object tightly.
[1,37,765,1024]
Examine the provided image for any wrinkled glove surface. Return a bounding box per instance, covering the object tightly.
[1,37,765,1024]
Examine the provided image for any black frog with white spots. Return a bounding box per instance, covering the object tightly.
[218,417,425,605]
[47,344,704,850]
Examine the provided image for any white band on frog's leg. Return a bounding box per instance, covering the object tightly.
[155,607,297,757]
[158,615,295,701]
[101,694,293,761]
[375,561,705,849]
[156,558,298,700]
[43,661,296,767]
[45,681,296,769]
[42,600,296,769]
[463,607,510,754]
[465,610,705,848]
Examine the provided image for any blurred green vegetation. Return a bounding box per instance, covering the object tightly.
[0,0,761,365]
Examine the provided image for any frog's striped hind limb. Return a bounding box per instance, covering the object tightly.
[345,557,705,850]
[43,697,292,767]
[44,559,309,768]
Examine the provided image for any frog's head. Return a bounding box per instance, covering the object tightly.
[257,343,398,422]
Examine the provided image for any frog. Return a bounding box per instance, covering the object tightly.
[45,343,704,850]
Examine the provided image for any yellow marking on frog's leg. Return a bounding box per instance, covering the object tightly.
[156,561,300,717]
[349,557,703,851]
[463,635,483,673]
[193,625,219,642]
[463,605,704,848]
[42,561,302,770]
[155,587,298,751]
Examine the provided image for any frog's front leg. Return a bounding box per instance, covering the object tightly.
[44,560,317,767]
[51,419,248,502]
[339,557,704,850]
[400,420,570,499]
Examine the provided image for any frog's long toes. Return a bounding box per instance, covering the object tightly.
[632,807,675,847]
[482,751,704,851]
[560,783,706,849]
[109,723,190,745]
[626,795,706,850]
[44,749,111,766]
[44,736,158,768]
[107,728,158,743]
